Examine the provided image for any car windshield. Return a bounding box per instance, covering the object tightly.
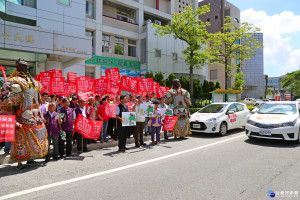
[257,104,297,114]
[198,104,227,113]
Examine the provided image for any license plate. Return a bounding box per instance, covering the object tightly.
[259,130,272,136]
[193,124,201,129]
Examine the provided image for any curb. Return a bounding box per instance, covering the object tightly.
[1,133,171,165]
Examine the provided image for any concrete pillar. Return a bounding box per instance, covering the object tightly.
[137,0,144,34]
[36,62,45,74]
[45,54,62,71]
[95,66,101,78]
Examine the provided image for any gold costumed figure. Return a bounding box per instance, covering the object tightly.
[165,79,192,138]
[0,59,48,170]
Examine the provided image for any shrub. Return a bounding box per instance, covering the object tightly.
[189,108,200,115]
[247,105,255,111]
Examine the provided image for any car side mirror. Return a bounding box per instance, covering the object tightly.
[227,110,234,115]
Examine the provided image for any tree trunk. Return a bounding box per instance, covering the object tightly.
[264,75,268,98]
[225,59,228,89]
[190,65,194,107]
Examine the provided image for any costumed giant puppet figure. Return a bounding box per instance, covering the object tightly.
[0,59,48,170]
[165,79,192,138]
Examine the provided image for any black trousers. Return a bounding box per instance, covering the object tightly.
[65,131,73,155]
[108,118,117,138]
[76,132,88,151]
[117,120,128,149]
[58,135,64,156]
[126,126,134,138]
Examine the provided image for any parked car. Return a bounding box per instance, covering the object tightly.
[190,102,250,136]
[251,103,265,113]
[243,98,263,106]
[246,101,300,143]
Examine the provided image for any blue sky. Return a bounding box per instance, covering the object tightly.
[200,0,300,77]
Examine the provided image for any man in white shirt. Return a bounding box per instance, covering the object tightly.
[132,95,146,147]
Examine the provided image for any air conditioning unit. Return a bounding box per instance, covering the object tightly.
[127,18,134,23]
[147,19,152,23]
[108,46,113,53]
[104,46,109,52]
[154,20,161,25]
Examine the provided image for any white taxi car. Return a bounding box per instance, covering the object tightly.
[246,101,300,143]
[190,102,250,136]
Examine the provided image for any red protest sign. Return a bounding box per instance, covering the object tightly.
[34,75,40,81]
[162,116,178,131]
[151,82,159,96]
[130,78,138,93]
[0,115,15,142]
[39,76,51,94]
[75,114,103,139]
[95,78,111,95]
[137,78,153,92]
[104,103,118,118]
[157,86,169,98]
[78,91,94,100]
[64,81,74,96]
[127,102,134,112]
[50,77,65,95]
[89,78,95,92]
[110,81,121,96]
[67,72,77,82]
[76,76,90,93]
[40,71,53,78]
[52,70,62,77]
[121,76,131,91]
[105,68,120,81]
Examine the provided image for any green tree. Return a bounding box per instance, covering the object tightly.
[145,71,154,78]
[153,5,211,105]
[267,88,273,96]
[281,69,300,96]
[215,82,221,89]
[233,71,245,90]
[165,73,177,88]
[202,80,210,100]
[153,72,166,86]
[206,16,263,89]
[179,76,190,92]
[193,79,202,100]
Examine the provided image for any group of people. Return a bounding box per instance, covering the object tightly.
[0,59,192,170]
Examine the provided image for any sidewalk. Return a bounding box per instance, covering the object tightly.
[0,133,172,165]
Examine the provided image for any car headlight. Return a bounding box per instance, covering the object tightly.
[280,119,297,127]
[207,117,217,122]
[247,119,256,126]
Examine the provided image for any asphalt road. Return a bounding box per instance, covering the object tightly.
[1,129,300,200]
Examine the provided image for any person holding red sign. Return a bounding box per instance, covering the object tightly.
[98,97,109,143]
[44,103,63,161]
[74,99,90,153]
[60,99,76,157]
[149,101,163,145]
[116,95,129,152]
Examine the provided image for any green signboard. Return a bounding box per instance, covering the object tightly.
[86,55,140,70]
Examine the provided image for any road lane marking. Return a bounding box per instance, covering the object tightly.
[0,134,245,200]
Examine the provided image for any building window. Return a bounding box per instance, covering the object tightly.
[117,9,135,23]
[58,0,70,6]
[85,30,94,49]
[207,18,210,22]
[155,49,161,58]
[179,5,181,8]
[6,0,36,8]
[128,39,136,57]
[210,70,217,80]
[102,34,111,53]
[86,0,94,19]
[215,16,218,19]
[115,37,124,55]
[172,53,178,61]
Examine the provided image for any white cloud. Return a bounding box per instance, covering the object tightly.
[241,8,300,76]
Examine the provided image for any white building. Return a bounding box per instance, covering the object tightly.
[0,0,208,81]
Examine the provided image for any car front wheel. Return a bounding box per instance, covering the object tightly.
[219,122,227,136]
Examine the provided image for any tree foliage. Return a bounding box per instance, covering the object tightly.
[165,73,177,88]
[281,69,300,96]
[153,72,166,86]
[145,71,154,78]
[153,5,211,105]
[233,72,245,90]
[206,16,263,89]
[215,82,221,89]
